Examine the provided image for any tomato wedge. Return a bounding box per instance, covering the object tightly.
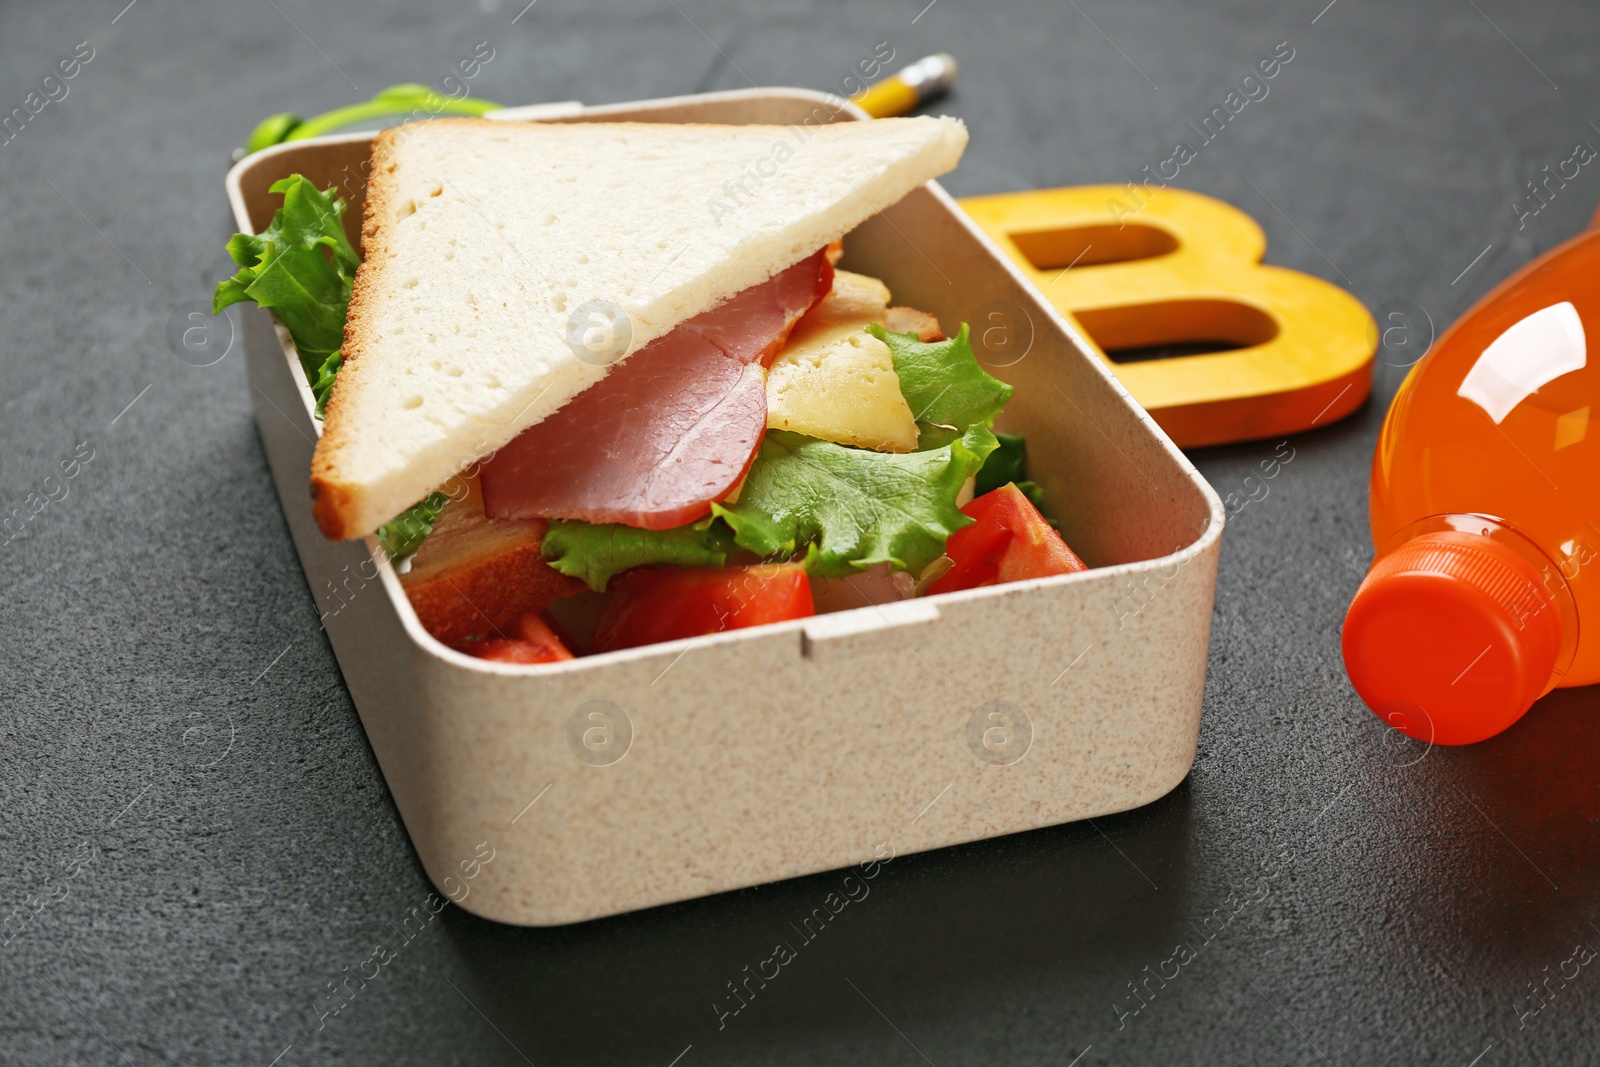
[459,612,574,664]
[926,483,1087,594]
[592,563,814,653]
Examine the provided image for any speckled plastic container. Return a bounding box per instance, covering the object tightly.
[227,88,1225,926]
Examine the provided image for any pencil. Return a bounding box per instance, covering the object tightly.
[852,53,959,118]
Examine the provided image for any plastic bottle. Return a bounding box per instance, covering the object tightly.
[1343,223,1600,745]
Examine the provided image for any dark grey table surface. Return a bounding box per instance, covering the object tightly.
[5,0,1600,1063]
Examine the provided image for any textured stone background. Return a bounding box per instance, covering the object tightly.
[3,0,1600,1063]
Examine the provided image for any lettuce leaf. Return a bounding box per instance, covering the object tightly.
[542,519,737,592]
[214,175,359,381]
[974,431,1053,522]
[377,492,450,561]
[713,424,998,579]
[311,351,341,418]
[869,323,1012,449]
[974,431,1027,495]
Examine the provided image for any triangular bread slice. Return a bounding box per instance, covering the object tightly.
[312,115,968,540]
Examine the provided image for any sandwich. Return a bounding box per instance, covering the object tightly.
[218,114,1089,662]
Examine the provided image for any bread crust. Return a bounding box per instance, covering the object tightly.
[310,124,405,541]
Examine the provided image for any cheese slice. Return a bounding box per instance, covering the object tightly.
[765,271,919,452]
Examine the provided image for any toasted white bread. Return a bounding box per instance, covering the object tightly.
[313,115,968,540]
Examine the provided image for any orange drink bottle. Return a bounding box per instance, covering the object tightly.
[1343,222,1600,744]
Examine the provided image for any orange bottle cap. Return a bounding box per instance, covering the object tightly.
[1342,531,1561,745]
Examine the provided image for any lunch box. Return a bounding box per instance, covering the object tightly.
[227,88,1225,925]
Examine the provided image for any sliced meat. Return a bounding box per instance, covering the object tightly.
[488,338,768,531]
[399,477,584,645]
[481,250,832,530]
[693,251,834,367]
[884,305,946,343]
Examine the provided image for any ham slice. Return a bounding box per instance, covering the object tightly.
[481,250,833,530]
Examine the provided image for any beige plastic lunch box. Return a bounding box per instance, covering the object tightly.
[227,88,1225,926]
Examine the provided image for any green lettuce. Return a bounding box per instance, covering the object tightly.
[713,424,998,579]
[214,174,359,382]
[974,431,1053,522]
[542,519,737,592]
[377,492,450,560]
[216,176,450,554]
[975,431,1027,495]
[311,352,342,418]
[870,324,1012,448]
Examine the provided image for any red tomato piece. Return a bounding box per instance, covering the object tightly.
[927,483,1087,595]
[460,612,575,664]
[591,564,814,653]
